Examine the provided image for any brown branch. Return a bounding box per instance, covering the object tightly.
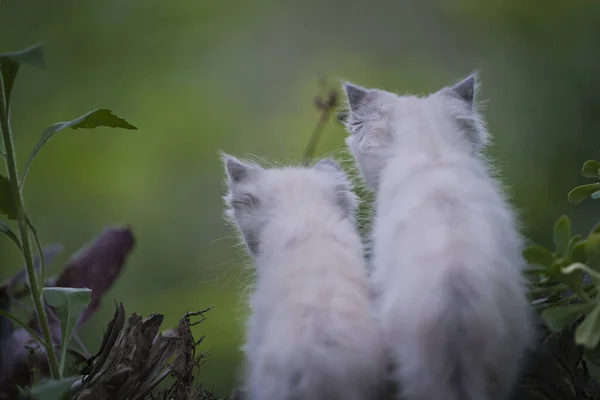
[301,86,339,166]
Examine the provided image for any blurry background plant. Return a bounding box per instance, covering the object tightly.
[2,0,600,397]
[525,154,600,380]
[0,44,216,399]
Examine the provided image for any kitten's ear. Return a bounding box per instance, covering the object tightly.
[313,158,343,174]
[342,82,370,113]
[447,73,478,108]
[222,154,259,184]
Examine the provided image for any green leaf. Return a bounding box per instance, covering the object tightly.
[568,183,600,204]
[585,234,600,272]
[575,302,600,348]
[569,239,587,263]
[0,220,21,252]
[582,160,600,178]
[591,222,600,235]
[553,215,571,256]
[523,244,555,268]
[20,109,138,185]
[0,44,45,67]
[541,303,595,332]
[42,287,91,376]
[29,376,81,400]
[0,44,45,110]
[0,174,16,219]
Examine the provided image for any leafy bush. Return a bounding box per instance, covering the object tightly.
[525,154,600,378]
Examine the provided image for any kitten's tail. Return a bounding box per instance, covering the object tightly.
[393,267,531,400]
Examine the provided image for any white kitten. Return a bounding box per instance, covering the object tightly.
[222,155,386,400]
[341,74,533,400]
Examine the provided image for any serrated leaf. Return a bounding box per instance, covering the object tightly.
[553,215,572,256]
[568,183,600,204]
[523,245,554,268]
[585,234,600,273]
[582,160,600,178]
[0,44,44,110]
[41,287,91,376]
[20,109,138,185]
[541,303,595,332]
[575,302,600,348]
[0,220,21,252]
[0,174,16,219]
[29,376,80,400]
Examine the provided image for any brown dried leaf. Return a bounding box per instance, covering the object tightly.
[54,226,135,326]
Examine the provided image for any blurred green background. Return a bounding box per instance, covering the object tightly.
[2,0,600,395]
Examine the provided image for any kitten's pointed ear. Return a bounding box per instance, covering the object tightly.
[313,158,343,174]
[343,82,369,112]
[448,73,478,108]
[222,154,257,184]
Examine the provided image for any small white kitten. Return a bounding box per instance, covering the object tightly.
[222,155,386,400]
[341,74,533,400]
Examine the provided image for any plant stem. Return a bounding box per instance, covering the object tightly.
[0,79,61,379]
[302,88,338,166]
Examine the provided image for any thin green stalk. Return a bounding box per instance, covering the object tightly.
[0,77,61,379]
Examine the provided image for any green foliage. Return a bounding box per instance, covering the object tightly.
[0,174,15,219]
[0,220,21,251]
[541,303,595,332]
[585,234,600,272]
[568,183,600,204]
[523,244,554,267]
[568,158,600,204]
[42,287,91,377]
[0,41,137,389]
[20,109,138,186]
[524,148,600,378]
[29,376,81,400]
[554,215,572,257]
[576,302,600,348]
[0,44,45,112]
[582,160,600,179]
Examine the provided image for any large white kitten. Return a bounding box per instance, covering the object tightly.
[341,74,533,400]
[222,155,386,400]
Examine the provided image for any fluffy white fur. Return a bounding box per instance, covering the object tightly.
[222,155,386,400]
[341,74,533,400]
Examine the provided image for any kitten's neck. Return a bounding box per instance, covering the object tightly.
[257,211,349,255]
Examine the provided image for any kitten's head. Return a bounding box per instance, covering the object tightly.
[341,73,488,188]
[222,154,357,256]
